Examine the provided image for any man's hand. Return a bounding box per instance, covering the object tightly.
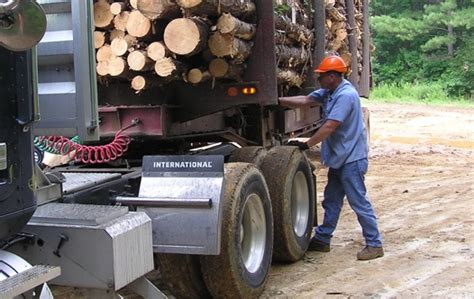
[286,140,309,151]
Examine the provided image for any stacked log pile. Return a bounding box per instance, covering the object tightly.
[93,0,259,93]
[324,0,365,79]
[93,0,367,94]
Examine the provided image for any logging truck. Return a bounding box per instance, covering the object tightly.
[0,0,371,298]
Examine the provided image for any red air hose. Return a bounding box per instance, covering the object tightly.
[36,121,138,164]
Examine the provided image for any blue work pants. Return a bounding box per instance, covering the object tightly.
[315,158,383,247]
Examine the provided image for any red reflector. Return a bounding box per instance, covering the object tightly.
[227,87,238,97]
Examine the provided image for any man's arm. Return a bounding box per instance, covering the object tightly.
[279,95,320,109]
[307,120,341,148]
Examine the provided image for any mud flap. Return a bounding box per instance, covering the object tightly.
[128,156,225,255]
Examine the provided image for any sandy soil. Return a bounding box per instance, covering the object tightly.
[262,102,474,298]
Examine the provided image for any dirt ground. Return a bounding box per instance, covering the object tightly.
[262,102,474,298]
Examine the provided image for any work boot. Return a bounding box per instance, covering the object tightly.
[307,238,330,252]
[357,246,384,261]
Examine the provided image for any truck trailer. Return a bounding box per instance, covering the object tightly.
[0,0,371,298]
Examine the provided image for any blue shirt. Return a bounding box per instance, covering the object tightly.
[308,79,368,169]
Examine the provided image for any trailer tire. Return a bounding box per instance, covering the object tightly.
[200,163,273,299]
[154,253,211,299]
[260,146,315,262]
[228,146,266,167]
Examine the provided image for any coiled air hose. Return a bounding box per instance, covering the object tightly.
[34,120,138,164]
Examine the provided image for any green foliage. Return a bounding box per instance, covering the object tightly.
[274,4,291,15]
[371,82,472,106]
[371,0,474,98]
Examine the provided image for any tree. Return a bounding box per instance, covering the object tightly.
[371,0,474,97]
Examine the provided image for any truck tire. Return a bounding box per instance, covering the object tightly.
[260,146,315,262]
[228,146,266,167]
[200,163,273,299]
[154,253,211,299]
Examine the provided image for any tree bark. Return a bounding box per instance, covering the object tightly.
[208,32,253,64]
[276,45,310,67]
[164,17,209,56]
[137,0,181,20]
[154,57,188,78]
[346,0,359,89]
[176,0,256,18]
[217,13,256,40]
[126,10,152,38]
[127,50,154,71]
[277,68,304,87]
[94,0,114,29]
[147,41,169,61]
[274,14,312,44]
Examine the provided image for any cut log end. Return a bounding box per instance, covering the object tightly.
[154,57,177,77]
[187,68,210,84]
[164,18,209,56]
[147,41,168,61]
[94,31,106,49]
[108,56,128,77]
[131,75,147,91]
[127,50,153,71]
[209,58,229,78]
[110,2,126,15]
[126,10,152,38]
[94,1,114,28]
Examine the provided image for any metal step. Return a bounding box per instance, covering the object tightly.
[61,172,121,194]
[0,265,60,298]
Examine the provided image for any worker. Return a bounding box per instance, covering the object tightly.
[279,56,383,261]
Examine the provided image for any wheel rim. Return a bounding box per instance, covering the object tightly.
[291,171,310,237]
[240,193,266,274]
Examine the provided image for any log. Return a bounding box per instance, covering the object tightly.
[129,0,138,9]
[110,29,126,40]
[94,31,106,49]
[113,11,130,31]
[275,45,310,67]
[126,10,152,38]
[96,44,114,62]
[209,58,244,79]
[94,0,114,29]
[217,13,256,40]
[108,56,129,77]
[164,18,209,56]
[186,68,211,84]
[131,75,148,92]
[208,32,253,64]
[127,50,154,71]
[154,57,187,78]
[137,0,181,20]
[275,30,296,46]
[177,0,256,18]
[110,2,126,15]
[111,35,137,56]
[277,68,304,87]
[147,41,169,61]
[131,74,166,92]
[96,61,109,76]
[274,14,312,44]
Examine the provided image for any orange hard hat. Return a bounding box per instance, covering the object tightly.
[314,56,348,73]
